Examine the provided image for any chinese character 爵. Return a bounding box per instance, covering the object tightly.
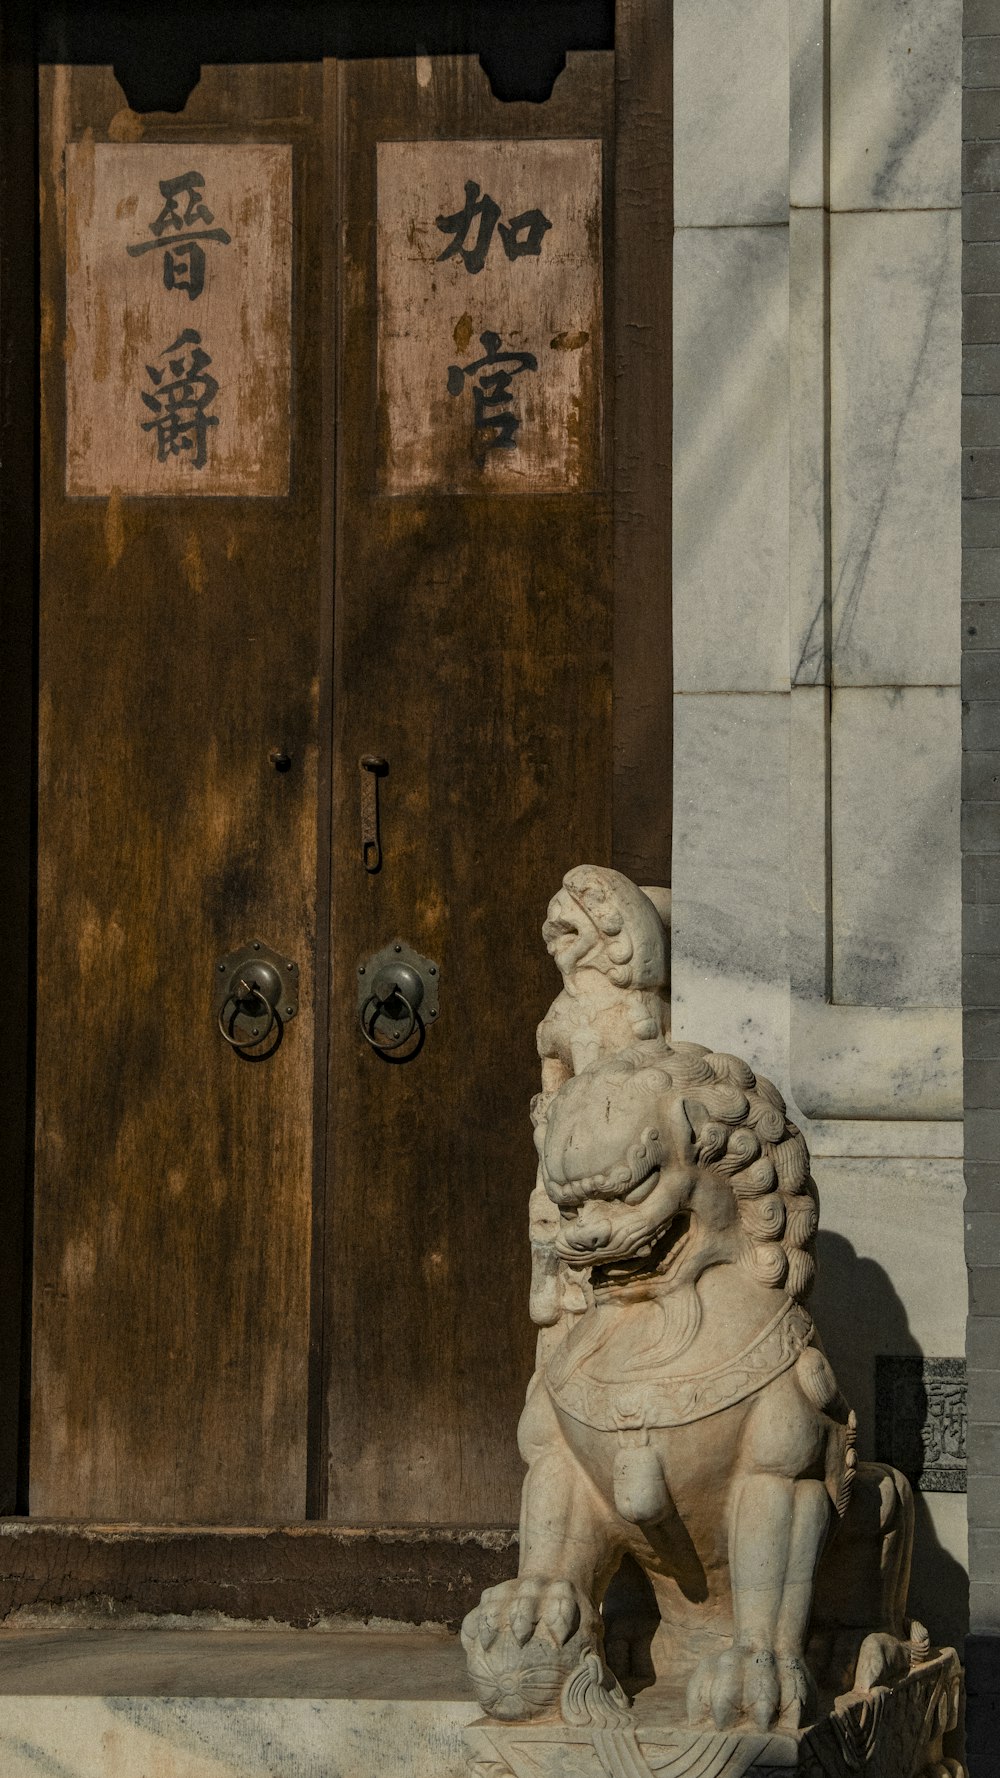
[127,170,232,301]
[446,329,538,463]
[141,329,219,469]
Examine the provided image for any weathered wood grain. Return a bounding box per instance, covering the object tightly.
[33,64,323,1521]
[0,1520,516,1631]
[0,0,37,1515]
[612,0,672,887]
[32,41,637,1539]
[323,51,614,1525]
[65,141,292,496]
[377,137,603,493]
[305,55,341,1524]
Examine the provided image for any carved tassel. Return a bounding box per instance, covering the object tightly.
[613,1434,670,1525]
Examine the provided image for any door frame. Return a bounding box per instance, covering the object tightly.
[0,0,38,1524]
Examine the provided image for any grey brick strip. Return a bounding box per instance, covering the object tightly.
[964,2,1000,1768]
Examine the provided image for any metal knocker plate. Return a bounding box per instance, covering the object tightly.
[216,941,299,1054]
[357,940,440,1057]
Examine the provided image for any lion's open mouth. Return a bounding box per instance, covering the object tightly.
[543,912,586,965]
[584,1215,692,1290]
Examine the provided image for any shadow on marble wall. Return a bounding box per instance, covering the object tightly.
[813,1230,969,1654]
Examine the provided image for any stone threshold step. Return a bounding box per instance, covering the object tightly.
[0,1628,477,1778]
[0,1519,517,1629]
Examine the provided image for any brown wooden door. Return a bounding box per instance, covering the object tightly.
[33,63,325,1521]
[322,53,613,1523]
[30,48,629,1528]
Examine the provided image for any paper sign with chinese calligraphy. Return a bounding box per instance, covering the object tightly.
[377,139,603,494]
[65,143,291,496]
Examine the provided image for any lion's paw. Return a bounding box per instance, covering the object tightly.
[686,1645,817,1732]
[461,1578,600,1720]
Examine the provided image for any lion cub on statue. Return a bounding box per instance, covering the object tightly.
[462,867,924,1737]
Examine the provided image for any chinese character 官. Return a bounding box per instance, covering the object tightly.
[436,181,551,273]
[447,329,538,462]
[141,329,219,469]
[127,170,232,301]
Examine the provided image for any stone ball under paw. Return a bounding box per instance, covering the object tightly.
[464,1622,594,1720]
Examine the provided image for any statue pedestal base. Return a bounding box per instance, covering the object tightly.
[466,1648,962,1778]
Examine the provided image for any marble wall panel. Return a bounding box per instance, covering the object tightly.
[671,692,789,1070]
[790,0,826,210]
[830,0,962,212]
[829,209,961,689]
[791,998,962,1121]
[812,1159,967,1412]
[671,0,969,1657]
[830,687,962,1007]
[673,229,789,693]
[673,0,789,227]
[810,1157,968,1651]
[789,214,828,688]
[806,1117,962,1162]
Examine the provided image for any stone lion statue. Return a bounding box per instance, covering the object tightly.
[463,868,959,1769]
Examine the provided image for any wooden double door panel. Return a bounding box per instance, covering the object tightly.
[32,51,632,1525]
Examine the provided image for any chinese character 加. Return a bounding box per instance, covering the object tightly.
[436,181,501,274]
[446,329,538,463]
[141,329,219,469]
[436,181,551,273]
[498,208,553,260]
[127,170,232,301]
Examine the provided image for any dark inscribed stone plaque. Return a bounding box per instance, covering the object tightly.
[875,1355,967,1493]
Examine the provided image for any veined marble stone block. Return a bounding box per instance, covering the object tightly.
[830,687,961,1008]
[812,1160,967,1447]
[673,0,789,227]
[673,230,789,694]
[810,1157,969,1653]
[790,0,826,210]
[829,210,960,689]
[0,1630,477,1778]
[789,210,827,690]
[830,0,962,211]
[668,0,967,1739]
[2,1697,476,1778]
[672,693,789,1068]
[788,686,962,1124]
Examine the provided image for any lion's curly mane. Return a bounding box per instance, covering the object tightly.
[660,1041,818,1302]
